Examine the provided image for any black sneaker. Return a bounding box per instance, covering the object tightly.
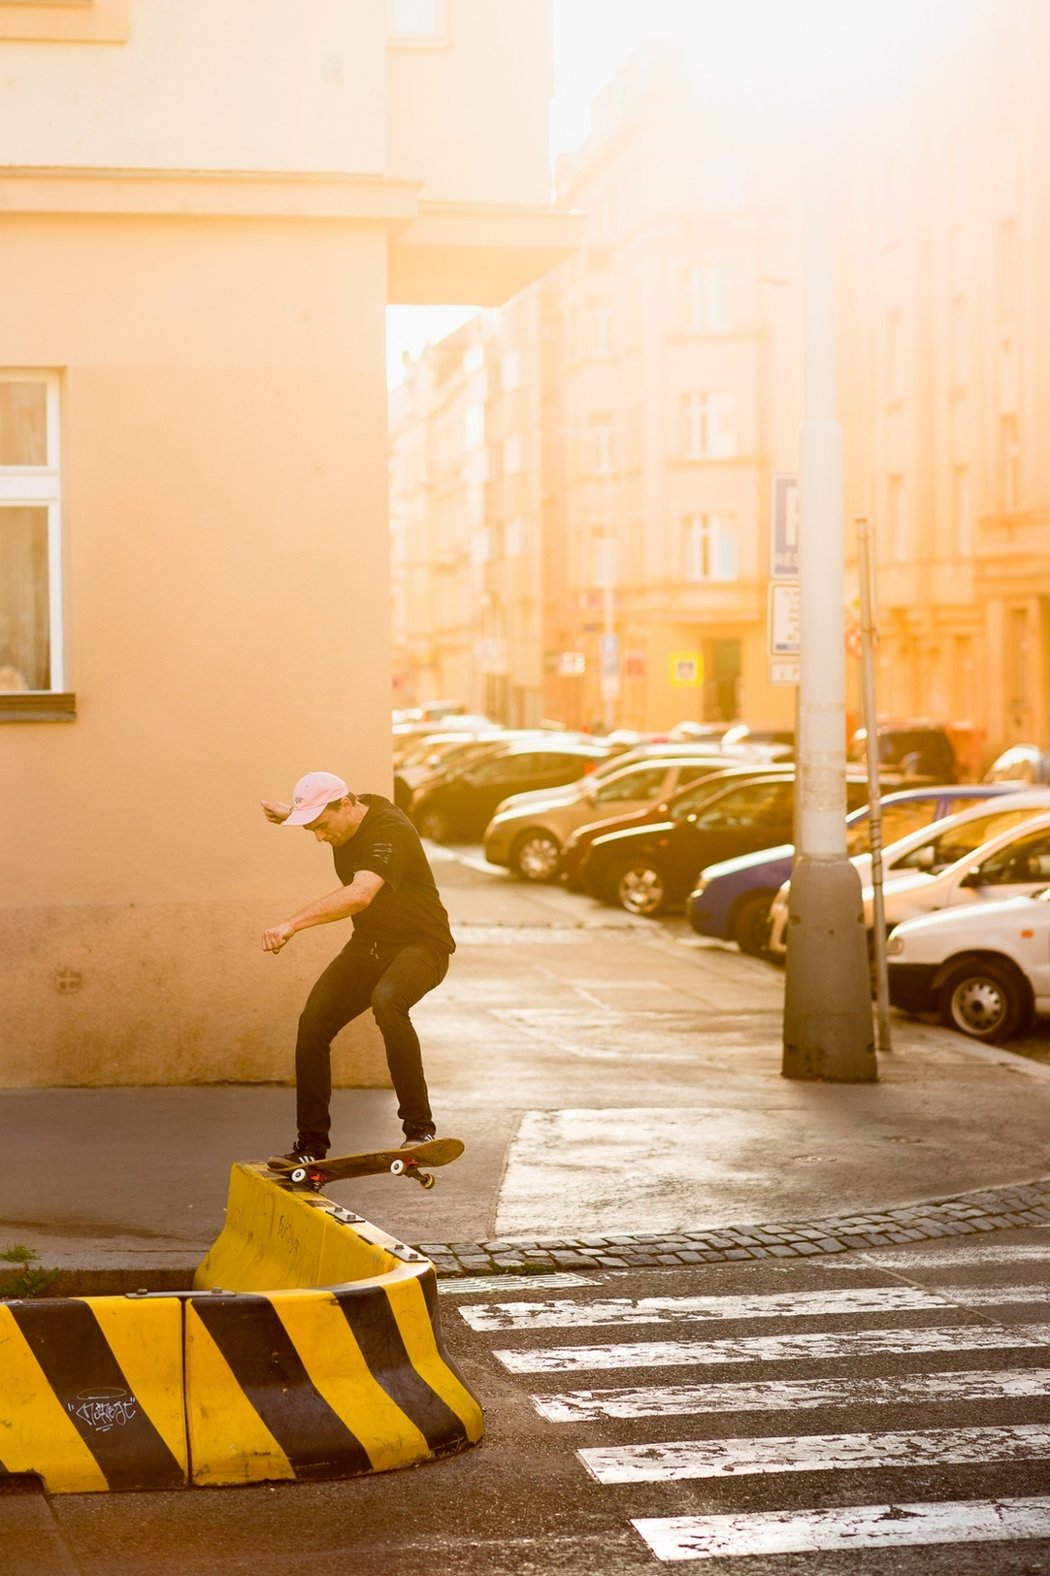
[268,1146,326,1168]
[401,1130,435,1149]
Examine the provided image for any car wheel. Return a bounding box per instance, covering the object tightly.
[731,891,774,956]
[511,829,562,882]
[935,956,1029,1043]
[615,860,667,917]
[415,806,452,842]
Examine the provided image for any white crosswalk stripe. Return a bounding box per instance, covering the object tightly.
[633,1497,1050,1562]
[494,1320,1050,1373]
[461,1282,1050,1332]
[579,1422,1050,1483]
[532,1365,1050,1421]
[455,1278,1050,1564]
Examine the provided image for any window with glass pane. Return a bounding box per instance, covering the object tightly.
[0,374,61,697]
[680,392,736,460]
[0,382,47,466]
[388,0,446,40]
[0,507,50,690]
[682,513,737,581]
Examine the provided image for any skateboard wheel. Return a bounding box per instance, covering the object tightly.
[390,1158,406,1176]
[420,1171,436,1190]
[290,1166,307,1183]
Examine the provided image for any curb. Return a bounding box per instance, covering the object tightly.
[417,1175,1050,1278]
[0,1164,483,1493]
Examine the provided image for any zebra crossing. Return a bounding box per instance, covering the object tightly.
[453,1266,1050,1564]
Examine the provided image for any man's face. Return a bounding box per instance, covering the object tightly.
[304,798,357,846]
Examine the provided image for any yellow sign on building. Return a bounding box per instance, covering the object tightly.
[669,652,703,686]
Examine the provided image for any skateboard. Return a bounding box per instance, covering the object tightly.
[266,1137,464,1192]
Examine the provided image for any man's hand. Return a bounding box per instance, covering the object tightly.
[261,800,291,825]
[262,921,296,954]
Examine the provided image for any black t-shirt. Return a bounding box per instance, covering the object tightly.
[333,794,455,954]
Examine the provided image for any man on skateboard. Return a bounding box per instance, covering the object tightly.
[261,771,455,1167]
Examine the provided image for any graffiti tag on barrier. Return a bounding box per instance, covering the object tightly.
[276,1212,302,1259]
[68,1386,139,1432]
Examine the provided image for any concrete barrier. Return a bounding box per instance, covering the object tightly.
[0,1293,187,1493]
[188,1163,484,1486]
[0,1163,483,1492]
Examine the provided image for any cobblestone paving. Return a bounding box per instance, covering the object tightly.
[416,1176,1050,1278]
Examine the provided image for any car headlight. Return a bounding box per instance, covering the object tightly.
[886,934,905,956]
[692,878,709,898]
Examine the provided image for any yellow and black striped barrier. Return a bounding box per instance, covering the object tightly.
[0,1162,483,1492]
[0,1293,187,1493]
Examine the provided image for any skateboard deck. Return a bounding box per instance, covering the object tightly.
[266,1137,464,1191]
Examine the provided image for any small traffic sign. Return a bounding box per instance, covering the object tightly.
[770,473,799,579]
[768,582,800,656]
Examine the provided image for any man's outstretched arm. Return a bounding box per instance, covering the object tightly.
[262,871,384,953]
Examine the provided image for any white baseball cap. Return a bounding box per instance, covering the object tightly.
[284,771,349,826]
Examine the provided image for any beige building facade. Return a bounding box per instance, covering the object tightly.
[392,49,804,736]
[393,9,1050,772]
[1,0,575,1088]
[839,0,1050,770]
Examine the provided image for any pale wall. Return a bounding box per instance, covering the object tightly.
[386,0,554,207]
[1,213,394,1089]
[0,0,387,176]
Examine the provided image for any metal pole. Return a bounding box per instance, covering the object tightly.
[781,126,876,1083]
[858,516,892,1054]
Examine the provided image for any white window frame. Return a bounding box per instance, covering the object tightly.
[589,416,614,476]
[387,0,448,45]
[684,264,736,334]
[589,306,614,358]
[0,371,64,696]
[680,392,736,460]
[682,512,737,582]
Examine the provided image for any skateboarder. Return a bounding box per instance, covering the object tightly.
[261,771,455,1165]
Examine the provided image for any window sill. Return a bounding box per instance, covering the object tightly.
[0,692,76,721]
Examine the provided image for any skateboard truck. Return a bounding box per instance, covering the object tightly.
[390,1156,436,1190]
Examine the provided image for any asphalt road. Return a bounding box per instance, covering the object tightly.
[16,1231,1050,1575]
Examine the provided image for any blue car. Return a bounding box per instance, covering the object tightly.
[686,784,1028,956]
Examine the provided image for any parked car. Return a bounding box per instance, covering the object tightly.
[561,763,795,890]
[481,755,735,881]
[408,739,613,842]
[393,699,468,723]
[396,730,548,809]
[847,720,957,783]
[984,744,1050,784]
[392,713,501,759]
[887,887,1050,1042]
[498,742,727,804]
[581,773,874,917]
[719,785,1048,959]
[719,723,794,762]
[766,794,1050,951]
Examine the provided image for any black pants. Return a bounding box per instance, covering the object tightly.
[294,939,450,1152]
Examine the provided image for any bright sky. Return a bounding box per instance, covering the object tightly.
[386,0,941,386]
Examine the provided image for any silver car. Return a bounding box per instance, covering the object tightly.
[482,756,727,881]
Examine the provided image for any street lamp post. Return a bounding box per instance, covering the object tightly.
[781,133,876,1084]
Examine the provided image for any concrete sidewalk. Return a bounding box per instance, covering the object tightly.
[3,851,1050,1284]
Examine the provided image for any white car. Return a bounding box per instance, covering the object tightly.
[767,792,1050,959]
[887,888,1050,1042]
